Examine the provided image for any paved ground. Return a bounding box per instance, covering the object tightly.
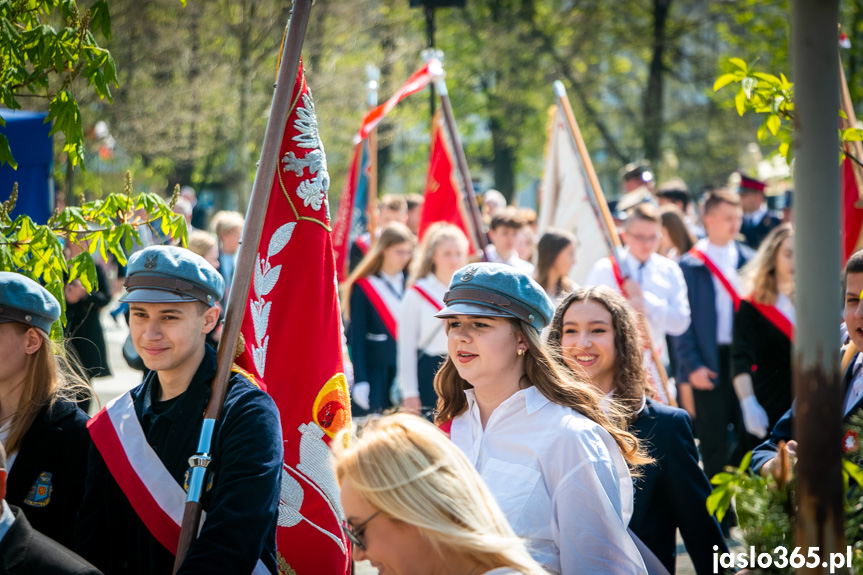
[93,306,732,575]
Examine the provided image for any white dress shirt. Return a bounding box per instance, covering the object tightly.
[397,275,449,399]
[585,250,691,350]
[485,244,535,275]
[695,239,741,345]
[745,205,768,227]
[450,387,646,575]
[775,292,796,326]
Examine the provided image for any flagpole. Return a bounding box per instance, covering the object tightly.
[553,80,677,407]
[173,1,314,570]
[428,58,488,254]
[367,66,380,242]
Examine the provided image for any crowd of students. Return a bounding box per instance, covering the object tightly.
[338,171,801,574]
[0,168,813,575]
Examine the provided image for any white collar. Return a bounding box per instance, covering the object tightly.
[746,205,768,225]
[464,385,550,418]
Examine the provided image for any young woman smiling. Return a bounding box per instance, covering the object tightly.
[547,286,727,575]
[433,263,650,575]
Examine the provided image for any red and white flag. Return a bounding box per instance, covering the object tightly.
[354,60,437,144]
[537,105,610,285]
[235,62,352,575]
[417,113,477,253]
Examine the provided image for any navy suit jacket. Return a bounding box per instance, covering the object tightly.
[673,242,754,385]
[751,352,863,473]
[741,212,780,250]
[347,280,400,386]
[629,399,727,575]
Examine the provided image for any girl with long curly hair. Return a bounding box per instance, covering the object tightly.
[547,286,727,575]
[433,263,650,575]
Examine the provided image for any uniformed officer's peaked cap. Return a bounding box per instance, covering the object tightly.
[435,263,554,332]
[119,245,224,306]
[0,272,61,334]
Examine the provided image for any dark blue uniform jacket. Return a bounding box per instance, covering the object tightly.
[672,242,753,386]
[76,345,283,575]
[6,399,90,550]
[751,352,863,474]
[629,399,728,575]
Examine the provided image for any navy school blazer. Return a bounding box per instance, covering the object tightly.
[629,399,728,575]
[672,242,754,386]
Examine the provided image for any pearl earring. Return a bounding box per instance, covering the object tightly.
[517,348,525,356]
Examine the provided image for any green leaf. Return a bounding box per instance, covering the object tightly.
[713,73,739,92]
[729,57,748,72]
[767,114,781,136]
[735,88,747,116]
[844,460,863,486]
[0,133,16,170]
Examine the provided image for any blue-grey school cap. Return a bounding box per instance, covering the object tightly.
[434,263,554,332]
[0,272,60,334]
[119,245,224,306]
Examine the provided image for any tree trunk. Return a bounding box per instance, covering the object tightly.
[490,116,515,202]
[237,0,254,211]
[643,0,671,167]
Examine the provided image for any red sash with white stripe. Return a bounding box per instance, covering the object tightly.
[88,392,268,574]
[355,277,400,339]
[744,296,795,343]
[411,284,444,312]
[689,248,742,311]
[608,256,629,297]
[356,234,371,256]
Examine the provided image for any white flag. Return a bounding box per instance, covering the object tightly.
[537,105,611,286]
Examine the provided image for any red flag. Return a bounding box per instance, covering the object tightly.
[842,153,863,265]
[417,113,477,252]
[236,62,352,575]
[354,60,437,143]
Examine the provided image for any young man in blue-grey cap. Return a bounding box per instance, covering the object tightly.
[77,245,283,575]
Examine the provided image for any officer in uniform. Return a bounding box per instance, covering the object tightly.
[77,245,283,575]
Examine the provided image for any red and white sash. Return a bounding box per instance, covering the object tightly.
[608,256,629,297]
[88,392,269,574]
[744,296,795,343]
[356,233,371,256]
[411,284,444,312]
[689,248,742,311]
[355,276,402,339]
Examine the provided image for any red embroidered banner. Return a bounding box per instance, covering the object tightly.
[235,62,352,575]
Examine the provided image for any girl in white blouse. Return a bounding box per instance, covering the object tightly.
[433,263,650,575]
[398,224,469,416]
[335,413,548,575]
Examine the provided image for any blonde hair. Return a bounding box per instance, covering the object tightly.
[409,223,469,285]
[5,324,90,455]
[187,230,218,258]
[210,211,245,238]
[434,319,651,470]
[740,223,794,305]
[341,222,415,319]
[333,414,548,575]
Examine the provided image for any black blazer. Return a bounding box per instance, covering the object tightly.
[629,399,728,575]
[6,400,89,550]
[732,299,793,429]
[0,505,101,574]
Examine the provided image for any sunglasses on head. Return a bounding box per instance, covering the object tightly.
[342,511,380,551]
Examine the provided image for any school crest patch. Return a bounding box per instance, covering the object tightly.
[24,472,53,507]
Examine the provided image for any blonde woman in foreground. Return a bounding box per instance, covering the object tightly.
[334,413,548,575]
